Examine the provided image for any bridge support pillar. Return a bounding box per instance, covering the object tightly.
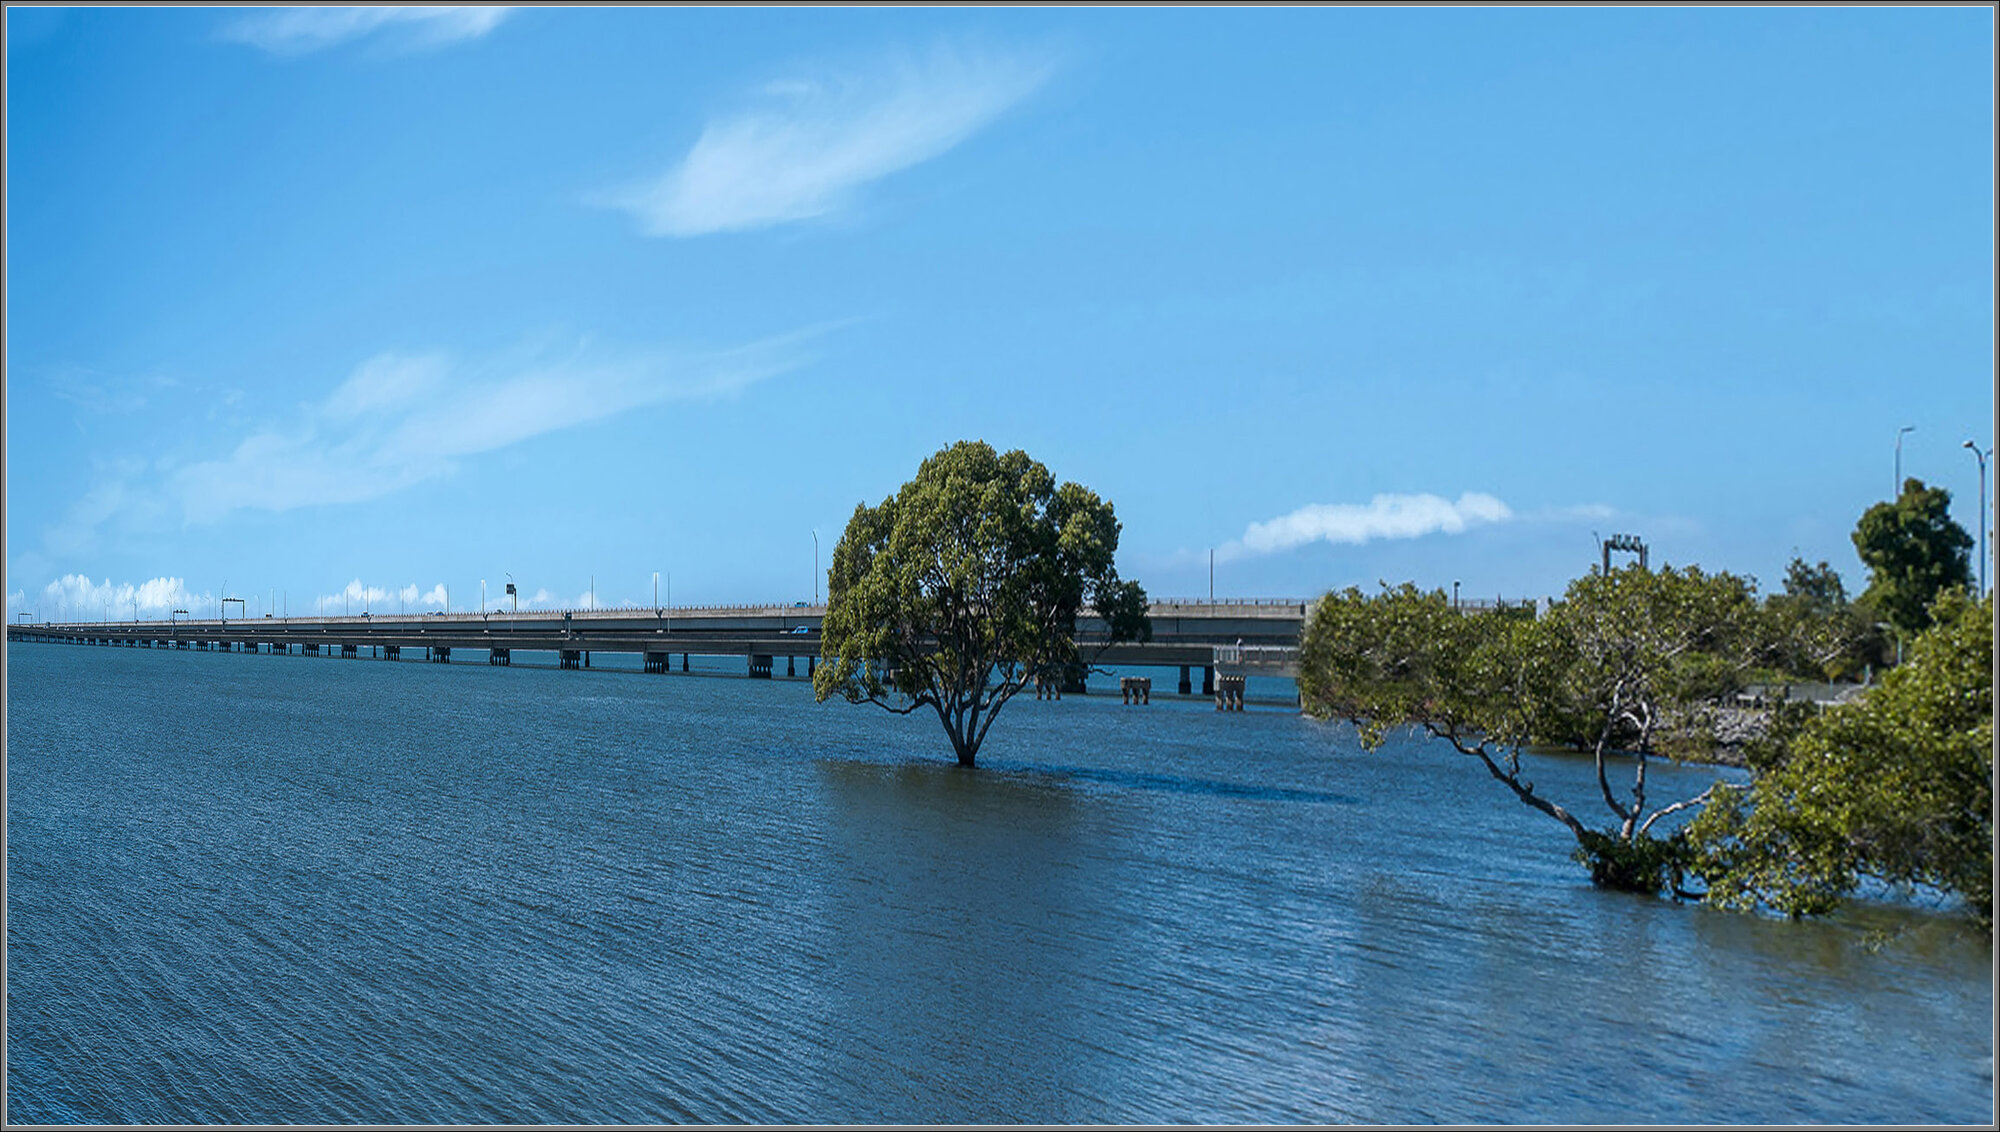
[1215,674,1246,712]
[644,651,668,674]
[383,645,399,660]
[787,655,796,677]
[341,644,357,659]
[1120,676,1152,705]
[490,648,511,666]
[584,650,591,668]
[1179,666,1192,695]
[749,654,773,679]
[560,649,581,670]
[1202,665,1215,697]
[682,653,690,672]
[807,655,815,677]
[430,646,451,663]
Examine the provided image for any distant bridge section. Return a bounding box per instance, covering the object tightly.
[7,599,1315,692]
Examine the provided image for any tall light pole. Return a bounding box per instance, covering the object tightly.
[1896,425,1916,496]
[481,579,487,614]
[812,530,820,606]
[507,572,517,613]
[1966,440,1991,596]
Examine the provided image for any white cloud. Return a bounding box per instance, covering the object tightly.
[36,575,212,621]
[169,330,816,524]
[1217,493,1514,562]
[220,7,510,55]
[598,42,1054,237]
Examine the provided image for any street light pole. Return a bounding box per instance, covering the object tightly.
[1966,440,1991,596]
[1896,425,1916,496]
[812,529,819,606]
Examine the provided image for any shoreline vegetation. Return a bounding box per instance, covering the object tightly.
[1294,488,1988,929]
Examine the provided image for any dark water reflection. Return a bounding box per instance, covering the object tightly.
[6,643,1991,1123]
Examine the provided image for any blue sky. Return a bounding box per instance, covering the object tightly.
[6,6,1993,621]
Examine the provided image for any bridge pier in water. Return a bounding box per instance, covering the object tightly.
[1120,676,1152,705]
[429,646,451,663]
[560,649,581,670]
[748,654,773,679]
[383,645,399,660]
[644,651,669,674]
[490,648,510,666]
[1215,674,1246,711]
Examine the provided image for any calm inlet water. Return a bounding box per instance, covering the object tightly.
[7,642,1992,1124]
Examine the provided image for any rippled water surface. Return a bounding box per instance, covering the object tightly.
[7,642,1992,1123]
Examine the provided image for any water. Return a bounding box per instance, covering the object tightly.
[7,642,1992,1123]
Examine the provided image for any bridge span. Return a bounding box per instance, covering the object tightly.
[7,599,1309,698]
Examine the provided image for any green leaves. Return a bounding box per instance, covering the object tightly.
[1688,591,1993,926]
[1853,478,1975,639]
[812,441,1149,766]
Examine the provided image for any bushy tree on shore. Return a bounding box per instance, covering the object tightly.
[1688,589,1992,926]
[1853,478,1974,640]
[813,441,1150,767]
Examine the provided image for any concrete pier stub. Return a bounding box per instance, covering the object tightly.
[682,653,690,672]
[1179,666,1192,695]
[1201,665,1215,696]
[490,648,511,666]
[644,651,668,674]
[383,645,400,660]
[341,644,357,659]
[749,654,774,679]
[1215,674,1246,712]
[430,646,451,664]
[560,649,582,670]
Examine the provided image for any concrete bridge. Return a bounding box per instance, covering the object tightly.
[7,599,1308,697]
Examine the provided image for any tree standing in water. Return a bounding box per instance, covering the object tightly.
[814,441,1150,767]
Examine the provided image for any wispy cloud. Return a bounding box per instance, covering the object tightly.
[597,42,1055,237]
[220,7,510,56]
[1216,493,1515,562]
[169,330,818,524]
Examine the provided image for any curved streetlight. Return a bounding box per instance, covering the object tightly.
[1895,425,1916,497]
[1966,440,1991,596]
[812,529,820,606]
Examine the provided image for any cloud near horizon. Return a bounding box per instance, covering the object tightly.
[1215,492,1515,562]
[220,7,511,55]
[598,42,1055,237]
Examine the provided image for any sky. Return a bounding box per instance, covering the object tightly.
[6,6,1994,622]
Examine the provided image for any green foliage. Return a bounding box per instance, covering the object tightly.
[1299,565,1763,894]
[1852,478,1974,640]
[1688,590,1993,926]
[1763,556,1874,682]
[1572,829,1692,894]
[813,441,1149,767]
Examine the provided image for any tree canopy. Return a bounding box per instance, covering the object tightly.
[812,441,1149,767]
[1852,478,1974,639]
[1688,589,1992,925]
[1299,565,1766,893]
